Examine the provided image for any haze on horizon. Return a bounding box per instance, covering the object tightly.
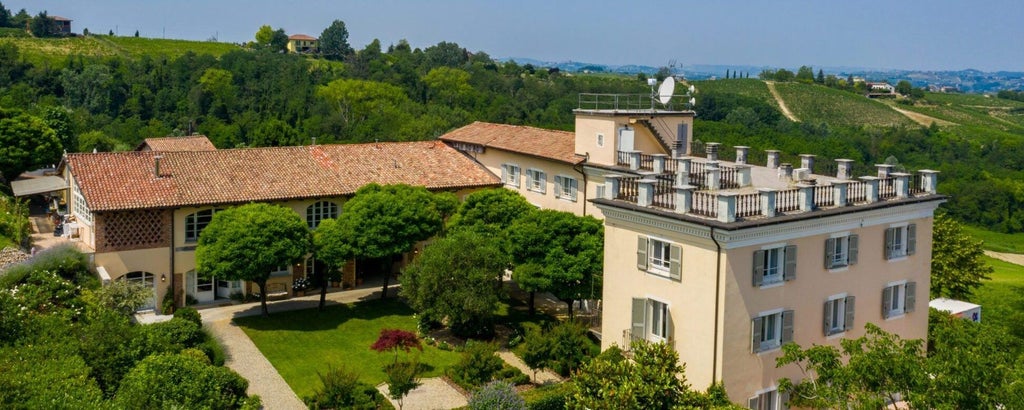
[10,0,1024,72]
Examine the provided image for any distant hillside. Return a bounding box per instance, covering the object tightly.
[0,35,240,64]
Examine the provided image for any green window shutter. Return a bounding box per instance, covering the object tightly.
[905,282,917,313]
[665,307,674,344]
[848,234,859,265]
[882,286,894,319]
[637,236,649,270]
[631,298,646,342]
[884,227,895,259]
[748,397,760,409]
[569,178,578,201]
[752,250,765,287]
[669,244,682,281]
[751,316,764,353]
[539,172,546,194]
[824,238,836,269]
[823,299,833,336]
[844,296,856,331]
[781,310,795,344]
[783,245,797,281]
[907,224,917,255]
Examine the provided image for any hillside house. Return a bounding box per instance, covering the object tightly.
[51,16,72,35]
[59,138,498,309]
[287,34,317,53]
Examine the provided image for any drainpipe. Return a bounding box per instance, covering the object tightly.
[710,226,723,382]
[169,209,175,310]
[573,153,589,216]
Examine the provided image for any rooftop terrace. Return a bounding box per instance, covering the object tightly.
[595,142,941,225]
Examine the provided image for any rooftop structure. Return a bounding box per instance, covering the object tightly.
[135,135,217,152]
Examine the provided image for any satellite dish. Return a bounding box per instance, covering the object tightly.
[657,76,676,105]
[689,97,696,106]
[689,85,695,93]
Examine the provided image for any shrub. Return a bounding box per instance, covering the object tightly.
[115,353,250,409]
[469,380,526,410]
[448,341,504,389]
[522,382,572,410]
[198,334,226,366]
[173,306,203,327]
[89,279,153,315]
[161,295,175,314]
[305,365,383,410]
[0,342,105,408]
[136,317,203,354]
[545,320,595,376]
[13,243,92,286]
[7,269,85,318]
[76,307,145,395]
[180,347,211,365]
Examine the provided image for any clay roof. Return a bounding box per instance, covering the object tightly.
[51,16,71,21]
[439,122,582,164]
[65,141,500,212]
[136,136,217,152]
[288,34,317,41]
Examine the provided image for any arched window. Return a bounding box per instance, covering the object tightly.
[121,271,156,309]
[306,201,339,229]
[185,209,222,243]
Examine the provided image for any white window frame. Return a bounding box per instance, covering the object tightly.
[525,168,546,193]
[554,175,578,202]
[502,164,521,188]
[596,133,605,147]
[885,223,916,260]
[883,280,915,319]
[306,201,339,229]
[649,298,670,341]
[270,265,291,277]
[753,308,792,353]
[649,238,672,274]
[754,243,795,288]
[824,293,855,336]
[760,310,783,351]
[749,387,783,410]
[184,208,222,243]
[763,247,783,284]
[70,177,93,226]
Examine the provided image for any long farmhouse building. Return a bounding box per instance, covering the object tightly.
[55,90,944,406]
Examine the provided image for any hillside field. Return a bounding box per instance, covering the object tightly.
[0,35,240,64]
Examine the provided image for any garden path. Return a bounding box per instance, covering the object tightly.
[378,378,468,410]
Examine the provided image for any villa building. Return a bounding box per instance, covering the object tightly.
[443,93,943,406]
[286,34,318,53]
[59,138,498,309]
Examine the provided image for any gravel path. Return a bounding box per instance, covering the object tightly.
[986,250,1024,266]
[765,81,800,122]
[378,378,468,410]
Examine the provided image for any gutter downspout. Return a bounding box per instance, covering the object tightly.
[573,153,589,216]
[710,226,723,382]
[169,210,175,310]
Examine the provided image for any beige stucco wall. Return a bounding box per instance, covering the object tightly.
[463,148,587,216]
[599,215,723,391]
[574,113,692,167]
[94,247,171,306]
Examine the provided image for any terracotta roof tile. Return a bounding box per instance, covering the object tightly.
[439,122,582,164]
[288,34,317,41]
[137,136,217,152]
[66,141,500,212]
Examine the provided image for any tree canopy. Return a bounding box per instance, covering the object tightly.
[195,203,311,316]
[930,213,992,299]
[0,109,62,184]
[319,19,353,59]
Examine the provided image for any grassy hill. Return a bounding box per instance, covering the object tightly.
[773,82,914,127]
[0,35,240,65]
[693,78,780,110]
[894,92,1024,132]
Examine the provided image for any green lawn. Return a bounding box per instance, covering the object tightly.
[235,298,461,399]
[963,225,1024,253]
[969,256,1024,339]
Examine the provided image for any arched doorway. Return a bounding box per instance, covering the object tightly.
[122,271,156,310]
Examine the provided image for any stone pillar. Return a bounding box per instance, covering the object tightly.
[675,158,691,186]
[706,142,721,161]
[766,150,781,169]
[629,151,642,171]
[876,164,894,179]
[861,176,879,203]
[797,184,815,211]
[892,172,911,199]
[799,154,816,172]
[734,146,750,165]
[605,175,621,200]
[638,179,656,207]
[759,188,777,217]
[836,159,855,180]
[832,180,849,207]
[718,192,737,223]
[919,170,940,194]
[707,162,721,191]
[780,163,793,181]
[675,185,695,214]
[652,154,668,174]
[736,165,752,187]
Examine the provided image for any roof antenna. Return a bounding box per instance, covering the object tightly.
[311,136,316,146]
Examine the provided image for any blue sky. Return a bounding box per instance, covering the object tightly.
[9,0,1024,71]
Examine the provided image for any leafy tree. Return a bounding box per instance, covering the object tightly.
[816,69,825,84]
[249,118,301,147]
[382,360,421,410]
[423,41,468,69]
[569,340,719,409]
[254,25,274,47]
[448,341,505,388]
[0,2,9,28]
[399,229,506,337]
[134,29,139,38]
[29,11,55,38]
[78,130,125,152]
[774,68,795,82]
[0,110,62,183]
[0,342,105,408]
[423,66,475,107]
[195,203,311,317]
[10,8,28,29]
[508,210,603,318]
[930,213,992,299]
[796,65,815,83]
[517,320,595,378]
[370,328,423,363]
[319,19,353,59]
[42,106,76,152]
[447,188,534,232]
[896,80,913,96]
[776,323,928,409]
[114,353,251,409]
[270,28,288,52]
